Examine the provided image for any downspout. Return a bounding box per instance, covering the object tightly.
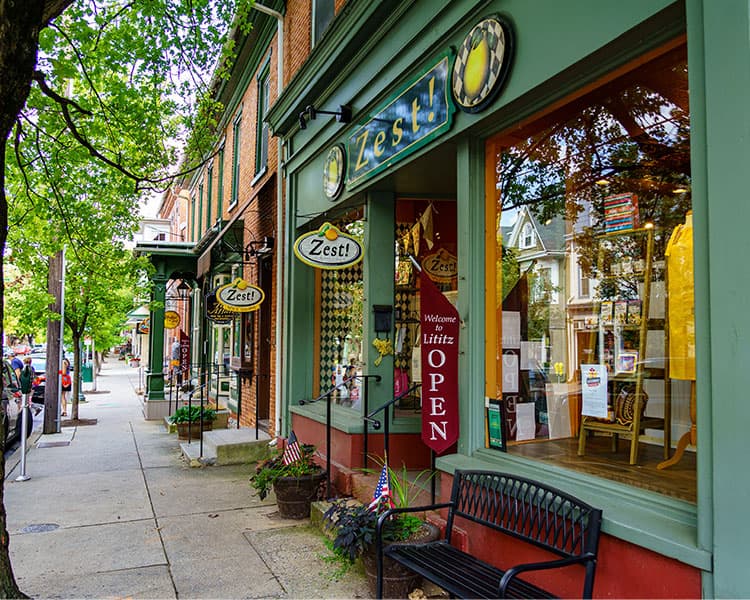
[253,2,285,437]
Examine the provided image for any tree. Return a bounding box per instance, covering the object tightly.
[1,1,248,594]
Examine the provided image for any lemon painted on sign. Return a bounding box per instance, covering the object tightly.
[452,16,514,113]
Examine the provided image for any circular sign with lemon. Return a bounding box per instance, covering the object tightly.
[452,16,514,113]
[164,310,181,329]
[323,145,345,200]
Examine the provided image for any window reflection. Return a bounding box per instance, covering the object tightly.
[487,44,696,502]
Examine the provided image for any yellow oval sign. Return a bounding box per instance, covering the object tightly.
[217,278,264,312]
[294,223,364,270]
[164,310,181,330]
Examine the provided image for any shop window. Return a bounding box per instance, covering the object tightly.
[486,43,696,502]
[312,0,335,47]
[317,217,364,408]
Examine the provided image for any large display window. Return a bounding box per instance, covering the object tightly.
[485,42,696,501]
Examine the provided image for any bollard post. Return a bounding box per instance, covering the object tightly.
[15,394,31,482]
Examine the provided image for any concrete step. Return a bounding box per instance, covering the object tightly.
[180,427,274,467]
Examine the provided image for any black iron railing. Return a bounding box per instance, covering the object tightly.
[364,382,437,503]
[299,374,382,499]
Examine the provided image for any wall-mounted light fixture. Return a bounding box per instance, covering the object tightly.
[245,236,275,259]
[299,104,352,130]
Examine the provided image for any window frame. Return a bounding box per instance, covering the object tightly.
[255,58,271,177]
[230,110,242,209]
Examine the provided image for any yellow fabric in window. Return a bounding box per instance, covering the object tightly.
[665,211,696,380]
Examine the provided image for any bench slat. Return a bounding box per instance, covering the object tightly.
[385,540,556,599]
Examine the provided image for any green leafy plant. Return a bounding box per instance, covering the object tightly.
[323,500,423,564]
[168,405,217,424]
[250,443,321,501]
[323,458,434,565]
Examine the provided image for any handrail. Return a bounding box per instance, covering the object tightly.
[298,373,382,499]
[362,383,421,472]
[363,382,437,503]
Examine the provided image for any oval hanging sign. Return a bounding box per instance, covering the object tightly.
[216,278,264,312]
[164,310,181,330]
[422,248,458,282]
[294,223,364,270]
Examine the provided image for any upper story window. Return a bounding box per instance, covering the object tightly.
[312,0,335,47]
[231,112,242,208]
[217,142,225,219]
[256,62,271,175]
[520,222,535,248]
[197,180,204,238]
[206,164,214,229]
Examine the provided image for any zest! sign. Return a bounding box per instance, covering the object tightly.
[294,223,364,270]
[216,278,264,312]
[346,51,454,187]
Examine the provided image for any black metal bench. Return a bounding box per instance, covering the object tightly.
[375,470,602,599]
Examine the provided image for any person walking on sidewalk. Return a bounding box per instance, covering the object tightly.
[60,358,71,416]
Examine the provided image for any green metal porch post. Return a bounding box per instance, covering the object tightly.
[146,274,167,401]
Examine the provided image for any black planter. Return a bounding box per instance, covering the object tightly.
[272,470,326,519]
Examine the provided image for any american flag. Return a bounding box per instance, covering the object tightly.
[368,463,395,512]
[282,431,302,466]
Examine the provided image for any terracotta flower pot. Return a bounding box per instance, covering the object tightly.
[363,521,441,599]
[272,470,326,519]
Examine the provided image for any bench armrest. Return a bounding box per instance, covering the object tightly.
[498,553,598,599]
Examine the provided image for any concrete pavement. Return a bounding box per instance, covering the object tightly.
[4,359,369,599]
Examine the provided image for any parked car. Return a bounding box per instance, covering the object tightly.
[2,360,32,445]
[28,355,47,404]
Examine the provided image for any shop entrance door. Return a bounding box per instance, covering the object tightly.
[256,255,272,420]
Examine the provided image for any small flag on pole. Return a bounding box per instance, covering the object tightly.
[282,431,302,465]
[368,463,395,512]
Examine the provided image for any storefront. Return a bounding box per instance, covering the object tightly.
[269,1,750,596]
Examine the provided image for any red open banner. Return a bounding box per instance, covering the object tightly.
[420,270,460,454]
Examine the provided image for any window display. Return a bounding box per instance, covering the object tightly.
[485,42,696,500]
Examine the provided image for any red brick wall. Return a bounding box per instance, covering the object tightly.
[284,0,312,86]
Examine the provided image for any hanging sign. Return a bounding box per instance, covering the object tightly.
[179,329,190,375]
[294,223,364,270]
[216,278,264,313]
[422,248,458,283]
[164,310,180,330]
[136,318,150,335]
[420,269,460,454]
[452,15,514,113]
[347,51,454,186]
[205,291,236,323]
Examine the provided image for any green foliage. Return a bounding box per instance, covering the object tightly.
[168,405,217,424]
[250,444,321,501]
[323,501,423,564]
[323,458,433,564]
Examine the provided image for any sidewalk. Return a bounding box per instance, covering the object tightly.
[4,360,369,599]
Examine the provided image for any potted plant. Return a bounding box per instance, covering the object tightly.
[168,405,216,440]
[250,441,326,519]
[323,462,439,598]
